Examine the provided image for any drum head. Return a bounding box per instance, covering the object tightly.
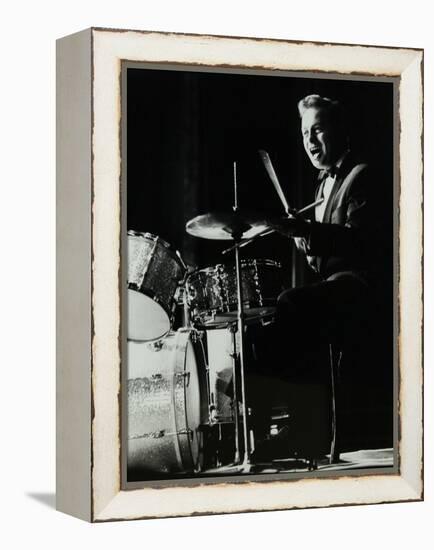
[128,289,170,342]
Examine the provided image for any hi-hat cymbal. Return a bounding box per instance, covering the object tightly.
[186,211,270,240]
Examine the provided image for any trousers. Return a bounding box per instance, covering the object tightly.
[245,272,372,445]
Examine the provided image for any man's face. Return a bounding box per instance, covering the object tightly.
[301,107,340,170]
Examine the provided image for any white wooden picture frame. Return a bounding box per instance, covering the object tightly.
[56,27,423,522]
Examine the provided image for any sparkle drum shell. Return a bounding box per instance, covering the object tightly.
[186,259,283,327]
[127,329,208,475]
[128,231,186,342]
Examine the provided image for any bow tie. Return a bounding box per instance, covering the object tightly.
[319,165,339,181]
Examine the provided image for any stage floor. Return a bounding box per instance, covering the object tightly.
[202,448,394,475]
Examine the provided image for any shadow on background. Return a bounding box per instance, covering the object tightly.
[26,492,56,510]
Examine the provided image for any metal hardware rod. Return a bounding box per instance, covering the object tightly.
[234,237,251,468]
[233,161,238,211]
[230,159,251,469]
[230,324,241,464]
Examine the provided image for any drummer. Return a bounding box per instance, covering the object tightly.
[183,93,392,462]
[270,94,391,357]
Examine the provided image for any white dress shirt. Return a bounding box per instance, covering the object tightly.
[314,152,349,222]
[315,174,337,222]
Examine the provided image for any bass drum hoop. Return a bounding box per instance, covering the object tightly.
[172,328,207,473]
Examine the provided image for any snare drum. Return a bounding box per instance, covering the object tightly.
[186,259,283,327]
[128,231,186,342]
[127,329,208,475]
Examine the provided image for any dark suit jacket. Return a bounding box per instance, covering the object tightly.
[303,153,392,286]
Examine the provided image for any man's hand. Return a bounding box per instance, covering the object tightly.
[269,216,311,238]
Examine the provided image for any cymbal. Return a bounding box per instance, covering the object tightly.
[186,211,270,240]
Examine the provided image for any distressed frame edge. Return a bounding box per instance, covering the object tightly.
[396,51,424,498]
[89,29,423,522]
[94,476,422,522]
[91,25,424,55]
[56,28,93,522]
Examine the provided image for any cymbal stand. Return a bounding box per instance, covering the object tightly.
[228,322,241,465]
[231,161,252,471]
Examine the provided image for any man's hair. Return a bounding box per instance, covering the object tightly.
[297,94,348,139]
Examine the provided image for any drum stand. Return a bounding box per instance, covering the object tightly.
[235,232,254,470]
[228,322,241,465]
[227,163,254,472]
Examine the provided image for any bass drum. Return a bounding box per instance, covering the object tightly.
[127,329,208,477]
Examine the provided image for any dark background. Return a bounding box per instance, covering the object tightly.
[126,67,395,462]
[127,67,394,287]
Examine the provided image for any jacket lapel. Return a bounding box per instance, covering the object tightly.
[322,175,342,223]
[313,154,354,274]
[313,173,326,220]
[322,154,353,223]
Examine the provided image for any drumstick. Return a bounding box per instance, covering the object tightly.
[258,150,291,215]
[221,198,324,255]
[297,197,324,214]
[241,199,323,246]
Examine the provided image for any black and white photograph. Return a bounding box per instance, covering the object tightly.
[125,65,396,483]
[3,0,428,538]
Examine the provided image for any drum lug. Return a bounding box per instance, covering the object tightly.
[130,430,166,439]
[148,339,164,351]
[190,330,204,343]
[187,285,197,301]
[174,285,185,305]
[228,323,237,334]
[209,405,218,424]
[252,269,264,306]
[177,428,194,437]
[175,371,191,387]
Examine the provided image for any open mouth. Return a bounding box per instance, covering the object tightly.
[309,147,322,159]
